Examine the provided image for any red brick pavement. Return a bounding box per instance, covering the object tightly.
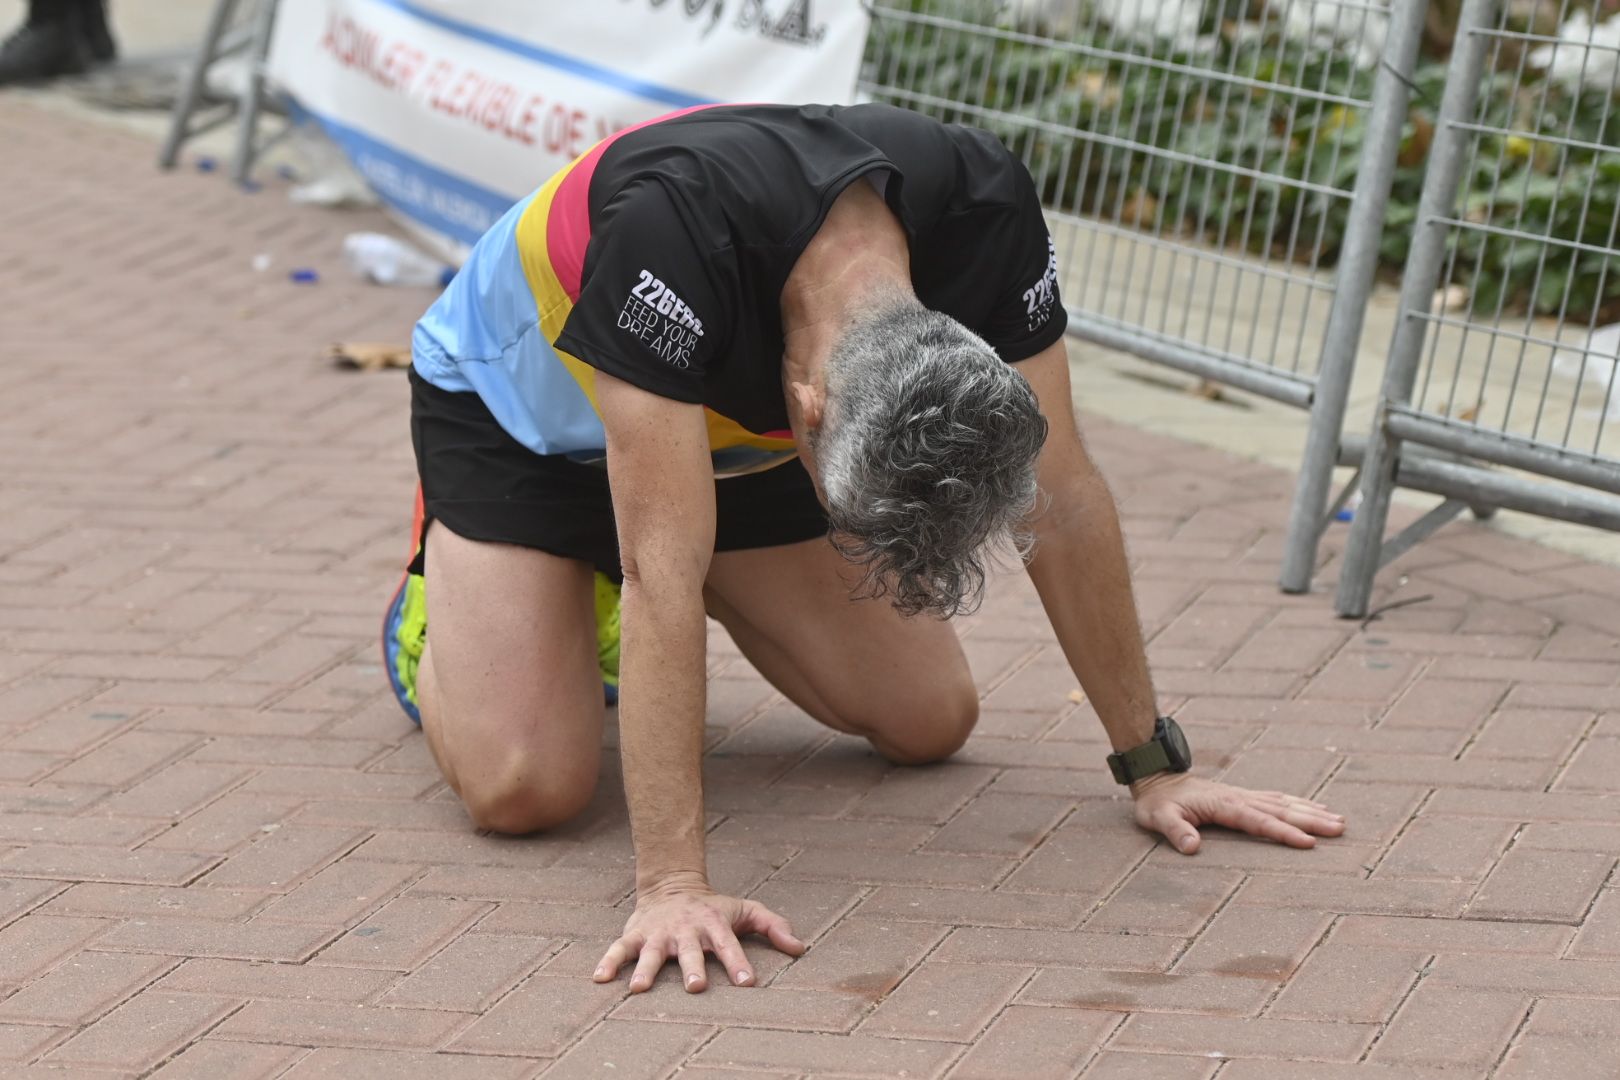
[2,100,1618,1078]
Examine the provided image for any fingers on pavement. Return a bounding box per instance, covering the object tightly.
[676,935,708,993]
[594,932,643,983]
[1150,805,1202,854]
[739,900,806,956]
[628,939,668,993]
[706,928,756,986]
[1220,799,1316,848]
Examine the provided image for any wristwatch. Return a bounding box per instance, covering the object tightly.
[1107,716,1192,785]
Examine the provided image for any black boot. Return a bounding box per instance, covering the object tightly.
[79,0,114,64]
[0,0,91,85]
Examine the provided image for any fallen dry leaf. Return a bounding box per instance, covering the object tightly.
[328,342,411,372]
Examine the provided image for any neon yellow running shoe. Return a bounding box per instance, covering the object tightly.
[596,573,621,704]
[383,568,427,725]
[382,558,622,722]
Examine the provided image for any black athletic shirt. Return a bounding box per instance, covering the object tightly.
[412,102,1066,466]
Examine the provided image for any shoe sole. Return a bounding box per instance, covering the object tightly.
[381,570,423,726]
[381,489,427,726]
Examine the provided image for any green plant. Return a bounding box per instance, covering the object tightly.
[1452,77,1620,320]
[862,0,1620,322]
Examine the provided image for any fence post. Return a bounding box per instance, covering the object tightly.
[1335,0,1499,618]
[229,0,281,184]
[1278,0,1428,594]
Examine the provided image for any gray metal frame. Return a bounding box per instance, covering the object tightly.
[860,0,1428,594]
[158,0,283,184]
[1336,0,1620,617]
[1278,0,1426,592]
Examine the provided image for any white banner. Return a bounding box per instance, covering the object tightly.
[266,0,871,249]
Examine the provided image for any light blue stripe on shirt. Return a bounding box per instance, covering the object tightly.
[411,193,607,458]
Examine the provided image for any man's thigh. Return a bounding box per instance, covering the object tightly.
[704,537,979,763]
[419,521,604,832]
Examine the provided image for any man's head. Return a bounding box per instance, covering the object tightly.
[789,297,1049,618]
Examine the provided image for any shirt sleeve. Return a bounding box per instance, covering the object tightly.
[552,180,729,403]
[976,153,1069,363]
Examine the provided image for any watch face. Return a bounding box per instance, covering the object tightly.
[1163,718,1192,770]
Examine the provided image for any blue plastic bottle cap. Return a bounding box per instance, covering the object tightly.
[289,269,319,284]
[196,156,217,172]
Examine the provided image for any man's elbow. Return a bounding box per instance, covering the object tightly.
[618,548,708,592]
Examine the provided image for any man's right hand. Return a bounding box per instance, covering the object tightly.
[593,878,805,993]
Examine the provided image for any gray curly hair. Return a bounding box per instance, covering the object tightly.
[813,299,1050,618]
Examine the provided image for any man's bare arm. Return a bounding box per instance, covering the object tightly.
[590,371,803,993]
[1014,339,1345,852]
[1016,340,1157,752]
[597,371,716,892]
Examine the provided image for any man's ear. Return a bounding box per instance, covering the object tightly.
[789,380,825,432]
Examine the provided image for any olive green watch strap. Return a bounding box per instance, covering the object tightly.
[1107,716,1192,785]
[1107,739,1172,785]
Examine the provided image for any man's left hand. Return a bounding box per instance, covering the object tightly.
[1130,773,1346,854]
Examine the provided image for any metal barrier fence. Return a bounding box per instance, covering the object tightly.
[859,0,1430,594]
[1337,0,1620,616]
[159,0,283,184]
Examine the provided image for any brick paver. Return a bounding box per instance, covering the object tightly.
[2,98,1619,1077]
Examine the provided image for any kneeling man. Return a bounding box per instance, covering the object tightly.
[382,102,1345,995]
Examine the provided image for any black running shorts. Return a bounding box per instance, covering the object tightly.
[407,369,830,581]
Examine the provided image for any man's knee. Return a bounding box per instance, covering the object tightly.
[866,686,980,766]
[460,758,597,835]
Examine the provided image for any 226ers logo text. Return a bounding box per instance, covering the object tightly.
[1021,237,1059,332]
[617,269,705,369]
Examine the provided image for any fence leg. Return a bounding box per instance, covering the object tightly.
[230,0,280,185]
[1279,0,1428,594]
[1335,0,1498,618]
[158,0,241,170]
